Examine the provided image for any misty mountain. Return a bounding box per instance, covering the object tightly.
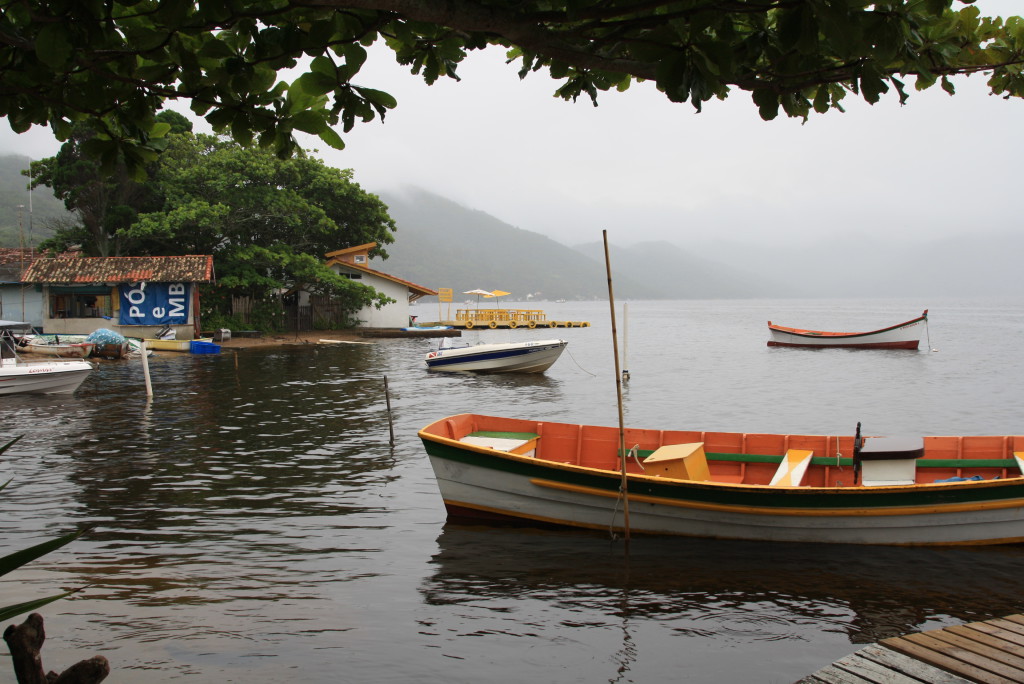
[571,240,796,298]
[688,232,1024,298]
[376,188,660,300]
[375,187,1023,301]
[0,155,64,246]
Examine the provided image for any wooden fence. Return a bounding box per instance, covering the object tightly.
[230,295,350,331]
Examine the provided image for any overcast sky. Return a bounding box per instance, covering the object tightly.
[2,0,1021,250]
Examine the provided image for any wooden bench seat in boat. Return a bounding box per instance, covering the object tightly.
[642,443,710,481]
[858,436,924,486]
[769,449,814,486]
[461,431,540,456]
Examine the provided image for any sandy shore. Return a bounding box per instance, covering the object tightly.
[217,330,365,350]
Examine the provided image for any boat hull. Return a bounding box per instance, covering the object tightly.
[144,338,212,351]
[425,339,567,373]
[420,413,1024,546]
[0,361,93,395]
[23,342,95,359]
[767,312,927,349]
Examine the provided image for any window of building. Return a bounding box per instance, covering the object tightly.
[49,289,114,319]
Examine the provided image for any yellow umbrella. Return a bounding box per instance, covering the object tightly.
[484,290,510,310]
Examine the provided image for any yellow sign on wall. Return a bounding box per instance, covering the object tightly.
[438,288,453,302]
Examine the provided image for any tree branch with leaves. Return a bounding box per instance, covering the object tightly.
[1,1,1022,176]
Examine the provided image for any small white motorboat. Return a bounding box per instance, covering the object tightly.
[0,322,93,395]
[425,338,568,373]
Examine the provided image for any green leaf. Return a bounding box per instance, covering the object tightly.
[0,591,78,623]
[752,89,780,120]
[354,87,397,110]
[290,110,326,134]
[35,24,73,70]
[0,529,87,577]
[0,435,23,456]
[318,126,345,150]
[293,71,338,98]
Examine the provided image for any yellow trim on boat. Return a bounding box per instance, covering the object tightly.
[529,478,1024,517]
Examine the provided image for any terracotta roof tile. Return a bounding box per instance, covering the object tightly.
[22,256,214,283]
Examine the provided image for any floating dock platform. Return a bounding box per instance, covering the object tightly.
[419,307,589,330]
[799,613,1024,683]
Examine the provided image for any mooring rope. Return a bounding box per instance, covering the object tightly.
[609,445,642,539]
[565,346,597,376]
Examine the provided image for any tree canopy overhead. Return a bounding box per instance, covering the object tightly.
[1,1,1022,174]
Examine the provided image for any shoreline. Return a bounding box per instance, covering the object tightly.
[216,330,365,350]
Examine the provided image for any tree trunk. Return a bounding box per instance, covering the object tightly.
[3,614,109,684]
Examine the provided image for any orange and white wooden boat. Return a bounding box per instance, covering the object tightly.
[419,413,1024,546]
[767,310,928,349]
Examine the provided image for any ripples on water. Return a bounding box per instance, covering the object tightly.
[0,298,1022,683]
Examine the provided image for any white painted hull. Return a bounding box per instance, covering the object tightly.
[0,360,93,395]
[425,339,567,373]
[23,342,95,359]
[767,312,927,349]
[428,454,1024,545]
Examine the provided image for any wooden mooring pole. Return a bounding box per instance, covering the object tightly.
[141,340,153,397]
[384,375,395,447]
[603,230,630,545]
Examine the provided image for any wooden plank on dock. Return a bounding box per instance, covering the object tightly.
[799,614,1024,683]
[797,644,973,683]
[885,629,1024,682]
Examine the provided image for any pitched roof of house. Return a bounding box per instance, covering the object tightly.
[0,248,37,266]
[343,262,438,297]
[22,255,214,284]
[325,247,437,297]
[0,249,38,283]
[325,243,378,259]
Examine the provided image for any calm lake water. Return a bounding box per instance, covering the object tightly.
[2,298,1023,683]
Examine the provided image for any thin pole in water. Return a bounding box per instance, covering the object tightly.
[622,301,630,382]
[141,340,153,397]
[603,230,630,545]
[384,375,395,447]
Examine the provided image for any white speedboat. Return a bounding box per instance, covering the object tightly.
[0,322,93,395]
[424,338,567,373]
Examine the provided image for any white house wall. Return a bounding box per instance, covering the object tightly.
[331,267,411,328]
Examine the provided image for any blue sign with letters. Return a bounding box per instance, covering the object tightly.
[118,282,191,325]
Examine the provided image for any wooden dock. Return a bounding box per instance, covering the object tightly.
[798,614,1024,683]
[420,320,590,330]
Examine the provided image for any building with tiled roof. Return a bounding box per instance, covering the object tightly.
[11,255,214,337]
[323,243,436,328]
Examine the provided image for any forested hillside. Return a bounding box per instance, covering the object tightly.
[0,155,64,246]
[377,188,661,300]
[377,187,1022,301]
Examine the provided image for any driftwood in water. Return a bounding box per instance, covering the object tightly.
[3,613,109,684]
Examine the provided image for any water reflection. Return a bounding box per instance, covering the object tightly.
[425,525,1024,646]
[0,301,1021,683]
